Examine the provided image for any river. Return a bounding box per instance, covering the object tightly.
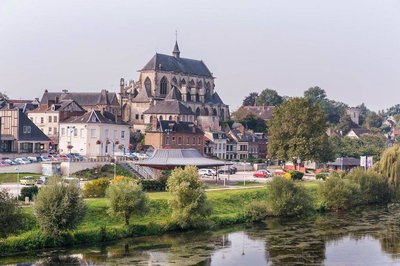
[2,205,400,265]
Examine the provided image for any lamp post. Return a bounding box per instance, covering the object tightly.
[15,166,20,199]
[67,126,75,154]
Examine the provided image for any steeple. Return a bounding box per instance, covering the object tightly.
[172,40,180,58]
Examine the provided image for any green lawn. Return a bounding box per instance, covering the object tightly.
[0,173,42,184]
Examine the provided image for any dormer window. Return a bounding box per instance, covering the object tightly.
[92,117,97,123]
[23,126,31,134]
[51,105,56,111]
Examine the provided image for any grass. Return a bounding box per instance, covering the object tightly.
[0,181,320,256]
[0,173,42,184]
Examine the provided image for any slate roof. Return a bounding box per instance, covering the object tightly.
[40,90,119,106]
[152,120,203,134]
[204,92,225,105]
[165,86,182,101]
[141,53,213,77]
[242,106,275,120]
[17,110,50,142]
[136,149,227,168]
[143,100,194,115]
[30,100,85,113]
[327,157,360,166]
[62,110,126,125]
[132,87,151,102]
[347,128,372,137]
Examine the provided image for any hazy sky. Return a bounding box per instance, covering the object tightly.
[1,0,399,111]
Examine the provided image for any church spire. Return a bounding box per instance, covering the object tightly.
[172,31,180,58]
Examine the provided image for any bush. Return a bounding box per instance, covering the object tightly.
[33,178,86,236]
[319,176,360,211]
[283,172,292,180]
[101,164,134,177]
[140,179,167,191]
[82,178,110,198]
[267,177,313,217]
[316,173,329,180]
[290,170,304,180]
[346,168,391,204]
[19,186,39,201]
[245,201,269,222]
[167,166,212,229]
[107,179,148,226]
[0,189,23,238]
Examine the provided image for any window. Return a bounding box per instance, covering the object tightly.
[74,128,78,137]
[40,117,44,123]
[135,114,139,120]
[121,131,125,139]
[193,137,196,144]
[91,129,97,138]
[187,137,190,144]
[49,116,52,123]
[141,114,144,120]
[80,128,84,137]
[178,137,182,145]
[61,128,65,136]
[198,137,201,144]
[54,116,57,123]
[144,77,152,91]
[105,129,109,138]
[54,127,57,134]
[160,76,168,95]
[48,127,52,134]
[172,136,176,142]
[23,126,31,134]
[165,136,170,145]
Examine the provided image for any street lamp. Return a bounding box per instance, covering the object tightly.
[15,166,20,198]
[67,126,76,154]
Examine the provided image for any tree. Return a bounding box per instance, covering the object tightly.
[107,179,148,226]
[34,178,86,236]
[378,144,400,193]
[356,103,370,126]
[336,114,357,135]
[242,92,258,106]
[240,113,267,133]
[231,106,255,121]
[256,89,283,106]
[386,104,400,117]
[303,86,327,102]
[364,112,383,129]
[268,97,333,163]
[0,189,23,238]
[167,166,212,228]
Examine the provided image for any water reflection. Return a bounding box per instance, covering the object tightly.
[3,205,400,265]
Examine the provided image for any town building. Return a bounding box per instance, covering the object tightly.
[0,108,50,154]
[345,128,372,139]
[346,108,360,125]
[203,131,227,159]
[28,100,86,151]
[120,41,230,132]
[228,123,267,160]
[144,119,204,154]
[242,105,275,121]
[59,110,130,157]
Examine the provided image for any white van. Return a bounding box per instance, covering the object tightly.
[198,168,216,177]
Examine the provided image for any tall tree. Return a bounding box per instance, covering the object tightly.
[240,113,267,133]
[242,92,258,106]
[256,89,283,106]
[364,112,383,129]
[336,114,357,135]
[303,86,327,102]
[268,97,333,163]
[386,104,400,117]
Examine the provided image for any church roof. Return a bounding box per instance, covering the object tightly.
[132,87,151,102]
[205,92,225,105]
[40,90,119,107]
[165,86,182,101]
[141,53,213,77]
[143,100,194,115]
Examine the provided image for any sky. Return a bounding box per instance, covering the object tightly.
[1,0,399,111]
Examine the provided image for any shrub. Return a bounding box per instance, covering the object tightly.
[101,164,134,177]
[111,175,132,184]
[245,201,269,222]
[167,166,212,229]
[33,178,86,236]
[346,168,391,204]
[0,189,23,238]
[107,179,148,226]
[267,177,313,217]
[290,170,304,180]
[82,178,110,198]
[283,172,292,180]
[319,176,360,211]
[19,185,39,201]
[316,173,329,180]
[140,179,167,191]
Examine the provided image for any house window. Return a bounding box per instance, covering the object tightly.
[172,136,176,143]
[135,114,139,120]
[198,137,201,144]
[141,114,144,120]
[49,116,52,123]
[61,128,65,136]
[54,127,57,134]
[23,126,31,134]
[193,137,196,144]
[74,128,78,137]
[178,137,182,145]
[121,131,125,139]
[80,128,84,137]
[54,116,57,122]
[165,136,170,145]
[91,129,97,138]
[160,77,168,95]
[40,117,44,123]
[187,137,190,144]
[48,127,52,134]
[105,129,109,138]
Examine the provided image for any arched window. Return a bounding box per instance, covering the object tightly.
[195,93,200,102]
[172,77,178,85]
[160,77,168,95]
[220,109,225,120]
[197,81,202,89]
[144,77,151,91]
[212,108,217,116]
[168,115,173,121]
[181,79,186,86]
[187,92,191,102]
[150,116,153,123]
[204,108,209,116]
[159,115,163,121]
[196,108,201,116]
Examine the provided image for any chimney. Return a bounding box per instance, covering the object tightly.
[62,89,68,94]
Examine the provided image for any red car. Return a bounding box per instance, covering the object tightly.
[253,169,273,178]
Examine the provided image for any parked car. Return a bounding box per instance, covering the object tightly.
[198,168,217,176]
[217,166,236,175]
[4,159,18,165]
[70,153,84,161]
[15,158,32,164]
[0,161,10,167]
[20,176,36,186]
[27,156,39,163]
[40,155,52,162]
[36,176,49,185]
[253,169,273,178]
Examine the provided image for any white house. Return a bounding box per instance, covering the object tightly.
[204,131,227,159]
[59,110,130,157]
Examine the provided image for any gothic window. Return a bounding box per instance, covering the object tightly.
[195,93,200,102]
[189,79,195,86]
[220,109,225,120]
[197,81,202,89]
[172,77,178,85]
[196,107,201,116]
[144,77,152,91]
[159,115,163,121]
[212,108,217,116]
[169,116,173,121]
[187,92,191,102]
[160,77,168,95]
[204,108,209,116]
[181,79,186,85]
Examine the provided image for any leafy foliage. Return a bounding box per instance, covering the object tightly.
[33,178,86,236]
[304,86,327,102]
[107,179,148,226]
[336,114,357,135]
[242,92,259,106]
[256,89,283,106]
[319,176,359,211]
[378,145,400,192]
[82,178,110,198]
[140,179,167,191]
[268,97,333,163]
[364,112,383,129]
[167,166,212,228]
[19,185,39,201]
[239,113,267,133]
[245,201,269,222]
[266,177,313,217]
[290,170,304,180]
[0,189,23,238]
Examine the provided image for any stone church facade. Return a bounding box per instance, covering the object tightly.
[120,42,230,132]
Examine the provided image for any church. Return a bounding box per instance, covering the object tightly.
[120,41,230,132]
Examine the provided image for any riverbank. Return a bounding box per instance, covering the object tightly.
[0,182,320,256]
